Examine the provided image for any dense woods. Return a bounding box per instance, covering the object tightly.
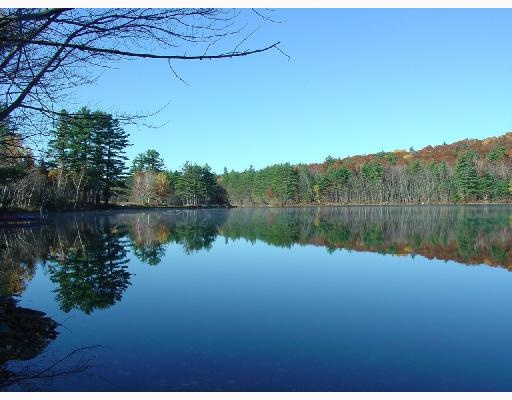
[222,133,512,206]
[2,127,512,210]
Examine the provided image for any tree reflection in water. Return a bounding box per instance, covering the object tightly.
[0,206,511,388]
[46,221,131,315]
[221,206,512,269]
[1,206,512,318]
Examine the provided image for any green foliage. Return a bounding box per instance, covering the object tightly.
[488,144,506,162]
[219,146,511,206]
[407,160,422,175]
[454,151,479,202]
[0,112,32,185]
[324,155,336,165]
[47,227,131,314]
[479,173,495,201]
[360,161,383,183]
[6,110,512,209]
[47,107,130,206]
[176,162,217,206]
[131,149,165,173]
[384,152,397,165]
[221,163,298,206]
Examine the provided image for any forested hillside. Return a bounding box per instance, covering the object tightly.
[221,133,512,206]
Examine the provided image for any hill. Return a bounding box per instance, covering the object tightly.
[221,132,512,206]
[308,132,512,173]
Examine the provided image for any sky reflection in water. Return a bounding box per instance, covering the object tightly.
[3,206,512,391]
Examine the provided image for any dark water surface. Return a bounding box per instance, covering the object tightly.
[2,206,512,391]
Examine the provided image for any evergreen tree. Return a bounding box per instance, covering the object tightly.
[92,113,130,204]
[47,108,130,207]
[131,149,165,173]
[454,151,479,201]
[176,162,216,206]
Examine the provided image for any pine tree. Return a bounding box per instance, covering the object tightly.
[454,151,479,202]
[131,149,165,173]
[47,108,130,207]
[92,113,130,204]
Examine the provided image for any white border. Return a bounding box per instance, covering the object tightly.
[2,3,511,398]
[4,1,512,8]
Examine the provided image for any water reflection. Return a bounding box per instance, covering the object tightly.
[0,229,43,296]
[46,222,131,315]
[0,297,58,388]
[221,206,512,269]
[1,206,512,390]
[0,297,98,390]
[1,206,511,311]
[125,210,221,265]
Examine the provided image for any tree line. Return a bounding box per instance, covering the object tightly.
[0,107,224,210]
[127,150,225,207]
[2,111,512,210]
[220,142,512,206]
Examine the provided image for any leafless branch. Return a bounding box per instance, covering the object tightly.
[0,8,280,145]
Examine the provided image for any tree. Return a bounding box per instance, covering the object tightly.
[176,162,216,206]
[128,150,168,205]
[0,8,279,134]
[154,172,170,205]
[0,116,31,185]
[48,107,94,207]
[384,152,397,165]
[488,144,506,162]
[92,112,130,204]
[47,107,130,207]
[454,151,479,202]
[131,149,165,173]
[130,171,157,205]
[361,161,383,183]
[326,165,351,203]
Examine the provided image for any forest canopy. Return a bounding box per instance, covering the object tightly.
[1,121,512,210]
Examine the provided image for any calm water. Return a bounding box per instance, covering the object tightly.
[2,205,512,391]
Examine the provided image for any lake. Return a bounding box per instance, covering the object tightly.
[2,205,512,391]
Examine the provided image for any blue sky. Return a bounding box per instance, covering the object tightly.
[72,9,512,173]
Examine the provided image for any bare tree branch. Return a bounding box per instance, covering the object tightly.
[0,8,280,140]
[1,37,280,62]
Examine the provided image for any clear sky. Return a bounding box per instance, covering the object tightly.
[71,9,512,174]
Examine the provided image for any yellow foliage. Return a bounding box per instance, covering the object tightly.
[154,172,169,199]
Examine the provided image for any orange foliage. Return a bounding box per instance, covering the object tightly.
[308,131,512,170]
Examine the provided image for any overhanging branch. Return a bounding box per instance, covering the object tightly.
[3,38,281,61]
